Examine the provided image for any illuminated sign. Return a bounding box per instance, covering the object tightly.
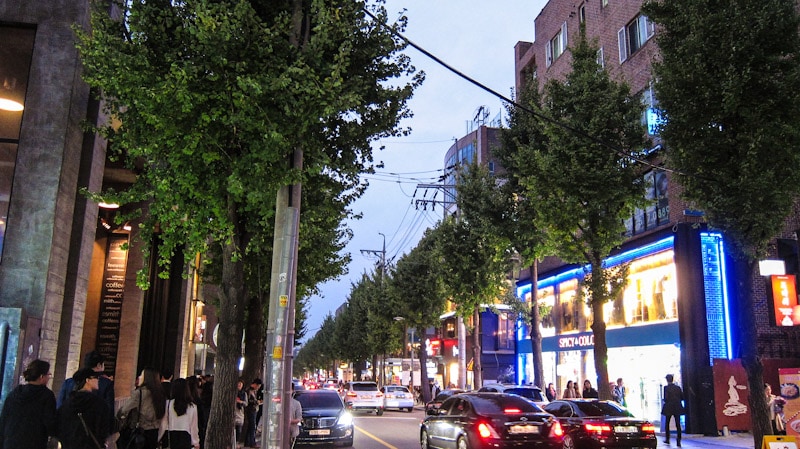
[771,274,800,326]
[558,333,594,350]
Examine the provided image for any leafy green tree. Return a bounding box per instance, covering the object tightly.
[333,274,377,378]
[387,226,449,402]
[508,30,647,400]
[76,0,419,447]
[643,0,800,443]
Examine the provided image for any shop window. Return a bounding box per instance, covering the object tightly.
[445,318,456,339]
[559,279,580,332]
[0,25,36,263]
[622,251,678,324]
[497,312,513,350]
[538,287,556,335]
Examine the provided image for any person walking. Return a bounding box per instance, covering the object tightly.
[661,374,684,446]
[57,367,113,449]
[0,359,57,449]
[159,378,200,449]
[582,380,599,398]
[57,351,115,415]
[118,368,167,449]
[185,376,206,449]
[563,380,577,399]
[546,383,557,402]
[612,378,627,406]
[234,379,247,444]
[289,393,303,447]
[243,379,260,448]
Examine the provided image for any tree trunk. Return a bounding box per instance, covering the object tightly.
[417,326,432,404]
[737,258,771,448]
[528,260,545,388]
[473,308,482,389]
[589,261,611,401]
[206,198,247,449]
[242,290,267,385]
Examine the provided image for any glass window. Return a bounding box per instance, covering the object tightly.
[497,312,514,350]
[0,25,36,263]
[546,22,568,67]
[558,279,580,332]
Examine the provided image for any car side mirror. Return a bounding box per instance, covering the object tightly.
[426,408,437,416]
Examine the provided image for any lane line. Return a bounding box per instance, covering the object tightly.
[355,425,400,449]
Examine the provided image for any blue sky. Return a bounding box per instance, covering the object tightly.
[303,0,548,339]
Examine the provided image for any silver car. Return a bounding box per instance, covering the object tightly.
[341,381,384,415]
[380,385,414,412]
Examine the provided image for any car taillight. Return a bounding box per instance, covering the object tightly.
[641,423,655,434]
[584,423,612,435]
[476,422,499,439]
[550,420,564,437]
[376,392,384,398]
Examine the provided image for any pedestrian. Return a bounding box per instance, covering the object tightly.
[0,359,57,449]
[117,367,167,449]
[612,378,627,406]
[161,368,174,400]
[243,379,260,448]
[661,374,684,446]
[185,376,206,449]
[159,378,200,449]
[57,367,113,449]
[234,379,247,443]
[546,383,557,402]
[573,381,582,398]
[766,383,787,435]
[56,350,115,416]
[563,380,577,399]
[252,379,264,434]
[289,393,303,447]
[582,380,598,398]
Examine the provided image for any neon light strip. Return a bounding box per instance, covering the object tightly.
[701,232,732,359]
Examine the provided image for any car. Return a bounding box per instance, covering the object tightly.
[478,383,549,406]
[425,388,465,415]
[341,381,384,415]
[293,389,354,447]
[322,381,340,390]
[420,392,564,449]
[381,385,415,412]
[542,399,656,449]
[292,378,304,391]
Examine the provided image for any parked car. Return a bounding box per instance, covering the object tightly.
[420,392,564,449]
[293,389,354,447]
[478,383,548,406]
[341,381,384,415]
[542,399,656,449]
[321,381,340,390]
[381,385,415,412]
[425,389,465,415]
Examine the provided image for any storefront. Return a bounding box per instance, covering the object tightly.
[516,227,733,434]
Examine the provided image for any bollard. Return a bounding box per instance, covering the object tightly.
[722,425,730,436]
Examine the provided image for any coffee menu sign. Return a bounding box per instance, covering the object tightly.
[95,234,129,378]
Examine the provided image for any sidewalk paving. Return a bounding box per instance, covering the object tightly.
[660,432,756,448]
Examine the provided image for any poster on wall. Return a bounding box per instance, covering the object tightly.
[712,358,751,431]
[95,234,129,378]
[780,368,800,436]
[771,275,800,326]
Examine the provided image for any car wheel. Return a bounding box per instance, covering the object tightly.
[376,408,384,416]
[421,429,430,449]
[457,436,469,449]
[562,434,575,449]
[407,407,414,412]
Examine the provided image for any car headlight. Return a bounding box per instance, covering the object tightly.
[337,411,354,426]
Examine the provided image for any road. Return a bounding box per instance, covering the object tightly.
[350,408,423,449]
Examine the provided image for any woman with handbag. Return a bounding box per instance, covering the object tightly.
[57,368,112,449]
[118,368,166,449]
[159,379,199,449]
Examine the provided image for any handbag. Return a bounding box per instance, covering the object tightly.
[118,389,147,449]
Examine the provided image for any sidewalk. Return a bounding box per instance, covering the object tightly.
[660,432,756,448]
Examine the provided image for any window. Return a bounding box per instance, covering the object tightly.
[596,47,605,69]
[625,169,669,236]
[497,312,513,350]
[618,15,654,63]
[545,22,568,67]
[602,0,608,7]
[579,4,586,23]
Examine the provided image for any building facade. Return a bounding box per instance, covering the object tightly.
[0,1,214,406]
[514,0,800,435]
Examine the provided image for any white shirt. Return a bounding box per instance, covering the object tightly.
[159,400,200,447]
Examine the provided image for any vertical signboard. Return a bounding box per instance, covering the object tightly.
[95,234,129,377]
[772,275,800,326]
[780,368,800,436]
[712,358,751,431]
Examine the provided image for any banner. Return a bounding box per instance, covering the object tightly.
[713,358,751,431]
[780,368,800,436]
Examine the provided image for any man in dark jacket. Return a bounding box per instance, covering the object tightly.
[661,374,684,446]
[57,368,113,449]
[57,350,114,413]
[0,359,57,449]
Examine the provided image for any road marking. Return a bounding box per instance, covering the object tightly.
[355,425,400,449]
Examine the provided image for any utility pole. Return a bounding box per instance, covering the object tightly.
[360,232,387,283]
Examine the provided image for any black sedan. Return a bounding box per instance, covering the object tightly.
[542,399,656,449]
[425,388,465,415]
[420,392,564,449]
[293,389,354,447]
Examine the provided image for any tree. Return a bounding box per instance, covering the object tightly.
[508,30,648,400]
[387,226,449,402]
[642,0,800,444]
[76,1,419,447]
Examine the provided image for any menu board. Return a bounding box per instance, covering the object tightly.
[95,234,129,378]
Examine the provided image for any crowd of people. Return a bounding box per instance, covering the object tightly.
[0,351,266,449]
[542,377,625,403]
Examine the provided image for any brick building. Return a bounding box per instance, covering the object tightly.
[512,0,800,435]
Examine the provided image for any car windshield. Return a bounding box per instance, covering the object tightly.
[296,393,343,409]
[573,401,632,417]
[351,383,378,391]
[505,388,545,402]
[471,395,543,414]
[386,386,408,392]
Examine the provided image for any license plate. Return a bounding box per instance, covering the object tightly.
[361,394,372,399]
[509,425,539,434]
[309,429,330,436]
[614,426,637,433]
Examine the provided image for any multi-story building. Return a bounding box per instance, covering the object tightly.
[513,0,800,435]
[0,1,215,406]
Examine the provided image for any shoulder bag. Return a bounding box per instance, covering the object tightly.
[118,389,147,449]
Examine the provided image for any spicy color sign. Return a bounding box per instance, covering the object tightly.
[772,275,800,326]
